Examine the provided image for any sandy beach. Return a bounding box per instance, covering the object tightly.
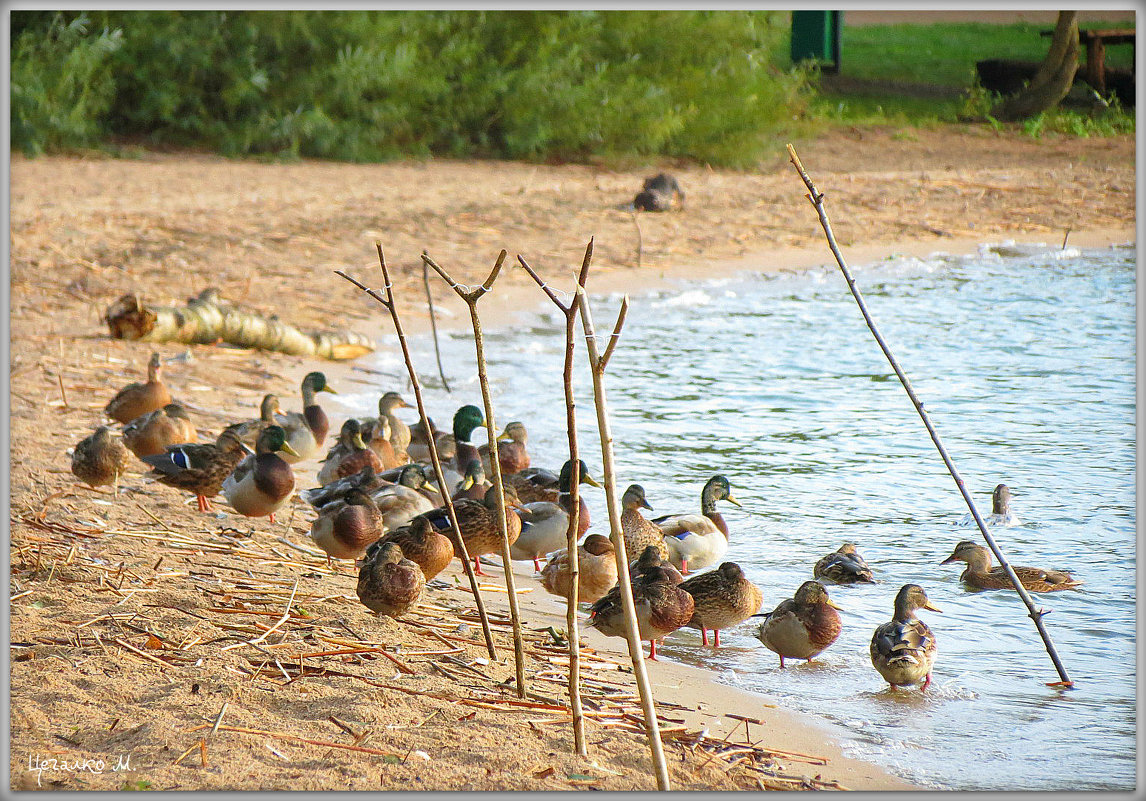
[8,125,1134,791]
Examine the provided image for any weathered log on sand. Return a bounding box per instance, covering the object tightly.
[103,289,375,360]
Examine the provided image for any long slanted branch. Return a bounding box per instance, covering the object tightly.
[335,246,496,660]
[421,250,528,699]
[517,239,594,755]
[786,143,1073,689]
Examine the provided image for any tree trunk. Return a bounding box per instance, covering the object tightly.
[994,11,1079,121]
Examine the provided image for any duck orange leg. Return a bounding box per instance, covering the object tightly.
[533,557,542,572]
[700,627,709,646]
[648,640,659,661]
[197,494,211,513]
[681,558,689,575]
[922,673,932,691]
[473,557,488,577]
[713,629,721,648]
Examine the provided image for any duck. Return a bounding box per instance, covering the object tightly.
[452,458,491,502]
[104,352,172,424]
[308,488,384,565]
[505,465,563,504]
[655,475,742,574]
[222,425,300,522]
[620,484,669,560]
[678,562,764,647]
[406,415,445,463]
[479,421,531,477]
[627,544,684,585]
[813,542,875,584]
[223,394,282,448]
[540,533,619,604]
[121,403,197,459]
[360,415,408,471]
[370,516,454,582]
[362,391,412,454]
[509,459,601,571]
[141,428,251,512]
[356,542,426,619]
[417,483,524,576]
[449,404,487,478]
[589,563,695,661]
[317,419,384,486]
[940,540,1082,592]
[958,483,1021,527]
[71,425,132,495]
[371,463,437,531]
[274,371,336,463]
[870,584,941,690]
[755,580,843,667]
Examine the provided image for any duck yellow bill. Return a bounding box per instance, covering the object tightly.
[583,474,602,488]
[924,602,942,613]
[826,599,844,611]
[322,386,338,394]
[279,441,302,459]
[726,494,743,508]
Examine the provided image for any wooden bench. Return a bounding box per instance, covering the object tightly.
[1041,27,1135,95]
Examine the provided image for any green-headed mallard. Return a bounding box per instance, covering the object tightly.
[621,484,669,561]
[105,352,172,424]
[309,488,383,564]
[958,483,1021,527]
[678,561,763,647]
[870,584,941,691]
[372,463,437,531]
[356,541,425,619]
[274,371,336,463]
[479,421,530,477]
[142,428,250,512]
[222,425,300,522]
[656,475,741,575]
[510,459,601,571]
[814,542,875,584]
[589,563,695,661]
[122,403,197,459]
[71,425,132,495]
[941,540,1081,592]
[317,418,383,486]
[371,515,454,582]
[450,404,486,474]
[756,580,843,667]
[540,533,618,604]
[418,483,523,576]
[224,394,282,448]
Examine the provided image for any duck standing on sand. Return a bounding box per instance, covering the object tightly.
[223,394,282,448]
[870,584,941,691]
[540,533,618,604]
[122,403,197,459]
[274,371,336,463]
[371,516,454,582]
[309,488,384,565]
[364,391,412,454]
[756,580,843,667]
[71,426,133,495]
[589,563,695,661]
[480,421,531,477]
[620,484,669,560]
[317,419,384,486]
[417,483,524,576]
[510,459,601,571]
[371,463,437,531]
[678,562,763,647]
[222,425,299,522]
[142,428,250,512]
[940,540,1082,592]
[656,475,741,574]
[813,542,875,584]
[356,542,425,619]
[958,483,1021,527]
[104,352,172,424]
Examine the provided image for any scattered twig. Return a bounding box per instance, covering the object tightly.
[422,253,451,392]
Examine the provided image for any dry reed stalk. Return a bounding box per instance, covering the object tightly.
[576,282,670,791]
[517,240,594,755]
[422,249,528,699]
[335,247,496,661]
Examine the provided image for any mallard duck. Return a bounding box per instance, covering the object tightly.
[406,415,445,463]
[755,581,843,667]
[418,484,524,576]
[505,465,562,504]
[656,475,741,574]
[317,419,384,486]
[813,542,875,584]
[870,584,941,690]
[356,541,426,619]
[309,488,384,564]
[142,429,251,512]
[510,459,601,571]
[452,458,491,502]
[628,544,684,585]
[589,564,695,660]
[678,562,763,647]
[620,484,669,560]
[540,533,618,604]
[958,483,1021,527]
[364,391,412,454]
[223,394,282,448]
[371,463,437,531]
[941,540,1082,592]
[71,426,132,494]
[479,421,531,477]
[122,403,197,459]
[274,371,336,463]
[371,515,454,582]
[222,425,300,522]
[360,415,409,471]
[104,352,172,424]
[450,404,486,475]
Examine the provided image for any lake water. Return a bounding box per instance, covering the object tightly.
[350,241,1137,791]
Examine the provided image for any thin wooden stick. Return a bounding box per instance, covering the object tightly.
[421,253,451,392]
[576,281,670,790]
[786,143,1073,688]
[422,249,528,699]
[335,246,497,660]
[518,240,594,755]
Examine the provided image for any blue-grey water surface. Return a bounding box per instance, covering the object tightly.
[346,242,1136,791]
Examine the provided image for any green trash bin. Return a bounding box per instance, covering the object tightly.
[790,10,840,73]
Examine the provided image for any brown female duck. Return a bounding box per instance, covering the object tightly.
[104,352,172,424]
[356,542,425,619]
[679,562,763,647]
[589,564,695,660]
[223,394,282,448]
[371,463,437,531]
[371,515,454,582]
[122,403,197,458]
[941,540,1081,592]
[363,391,412,454]
[870,584,941,690]
[71,425,132,495]
[309,488,384,565]
[756,580,843,667]
[540,533,618,604]
[479,421,531,476]
[141,428,250,512]
[417,483,524,576]
[620,484,669,560]
[813,542,875,584]
[317,419,383,486]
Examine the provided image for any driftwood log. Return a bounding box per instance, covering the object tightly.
[103,289,375,360]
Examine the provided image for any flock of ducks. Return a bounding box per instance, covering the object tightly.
[70,353,1083,692]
